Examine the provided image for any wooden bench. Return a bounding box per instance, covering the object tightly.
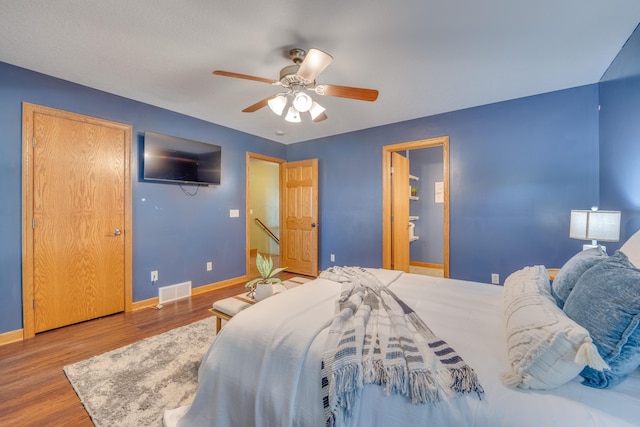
[210,277,312,333]
[210,293,257,333]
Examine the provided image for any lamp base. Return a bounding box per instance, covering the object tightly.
[583,243,606,253]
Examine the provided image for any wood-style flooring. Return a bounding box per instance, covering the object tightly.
[0,269,306,426]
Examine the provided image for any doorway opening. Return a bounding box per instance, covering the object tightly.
[382,136,450,277]
[246,153,285,280]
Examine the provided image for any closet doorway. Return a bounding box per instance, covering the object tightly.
[382,136,450,277]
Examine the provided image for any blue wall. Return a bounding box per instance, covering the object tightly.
[410,147,444,265]
[599,23,640,244]
[288,85,600,284]
[0,62,285,333]
[3,21,639,335]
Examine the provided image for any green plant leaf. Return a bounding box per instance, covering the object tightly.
[256,253,272,278]
[267,266,287,278]
[245,278,262,288]
[247,253,287,287]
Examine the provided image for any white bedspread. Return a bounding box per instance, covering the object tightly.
[164,269,640,427]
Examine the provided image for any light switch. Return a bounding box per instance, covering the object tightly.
[229,209,240,218]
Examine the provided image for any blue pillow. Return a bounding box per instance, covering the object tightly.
[563,250,640,388]
[551,247,607,308]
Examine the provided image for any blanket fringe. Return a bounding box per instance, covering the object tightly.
[332,363,362,416]
[384,364,409,396]
[409,370,443,403]
[450,366,485,397]
[501,371,523,388]
[575,336,609,371]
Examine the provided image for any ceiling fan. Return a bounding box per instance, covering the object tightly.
[213,48,379,123]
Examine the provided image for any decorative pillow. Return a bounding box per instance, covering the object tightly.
[563,250,640,388]
[620,229,640,268]
[502,265,607,390]
[551,247,607,308]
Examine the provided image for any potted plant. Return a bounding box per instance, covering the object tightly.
[246,252,287,301]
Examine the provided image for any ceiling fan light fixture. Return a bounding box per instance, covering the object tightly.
[213,47,378,124]
[267,94,287,116]
[308,101,326,120]
[292,92,312,112]
[285,106,301,123]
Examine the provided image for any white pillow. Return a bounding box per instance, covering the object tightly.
[620,229,640,268]
[502,265,607,390]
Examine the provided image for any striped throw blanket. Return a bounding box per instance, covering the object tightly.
[320,267,484,427]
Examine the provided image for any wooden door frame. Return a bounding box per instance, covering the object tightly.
[245,152,285,278]
[382,136,450,277]
[21,103,133,339]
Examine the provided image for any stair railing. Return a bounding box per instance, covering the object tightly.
[255,218,279,244]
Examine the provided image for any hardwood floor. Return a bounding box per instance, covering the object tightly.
[0,270,307,426]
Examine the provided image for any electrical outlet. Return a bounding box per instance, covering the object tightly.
[330,254,335,262]
[491,273,499,284]
[206,261,213,271]
[151,270,158,282]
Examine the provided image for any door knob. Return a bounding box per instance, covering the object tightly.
[311,223,317,228]
[113,229,122,236]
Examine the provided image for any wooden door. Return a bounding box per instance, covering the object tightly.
[23,104,131,334]
[280,159,319,276]
[391,152,410,272]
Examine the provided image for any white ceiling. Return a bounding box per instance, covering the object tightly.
[2,1,640,144]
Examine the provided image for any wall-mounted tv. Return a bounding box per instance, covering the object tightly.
[143,131,221,185]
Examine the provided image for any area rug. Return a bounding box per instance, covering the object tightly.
[64,316,216,427]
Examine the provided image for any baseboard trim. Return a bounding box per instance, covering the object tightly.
[193,275,248,296]
[0,275,251,345]
[0,328,24,346]
[131,297,160,311]
[131,274,249,311]
[409,261,444,270]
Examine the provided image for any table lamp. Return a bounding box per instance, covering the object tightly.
[569,207,621,252]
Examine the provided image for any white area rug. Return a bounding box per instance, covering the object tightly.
[64,316,216,427]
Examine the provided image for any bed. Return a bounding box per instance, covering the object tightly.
[164,233,640,427]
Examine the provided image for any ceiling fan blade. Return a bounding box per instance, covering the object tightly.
[316,84,379,102]
[213,70,276,85]
[313,112,328,122]
[297,48,333,82]
[242,96,274,113]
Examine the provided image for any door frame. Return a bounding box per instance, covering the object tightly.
[21,103,133,339]
[382,136,450,277]
[245,152,285,278]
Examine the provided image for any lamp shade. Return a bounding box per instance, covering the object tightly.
[267,94,287,116]
[570,210,621,242]
[284,106,301,123]
[308,101,326,120]
[292,92,312,112]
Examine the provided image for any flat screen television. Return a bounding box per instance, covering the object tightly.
[143,131,221,185]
